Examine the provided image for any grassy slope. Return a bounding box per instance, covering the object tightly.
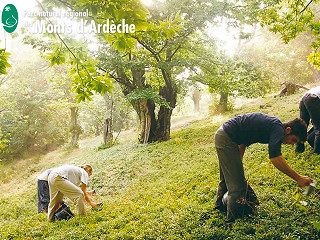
[1,92,320,240]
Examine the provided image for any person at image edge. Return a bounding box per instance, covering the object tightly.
[214,112,313,223]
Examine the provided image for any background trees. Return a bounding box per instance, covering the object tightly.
[0,41,135,159]
[185,36,272,112]
[1,0,319,160]
[35,0,269,142]
[0,43,70,159]
[241,0,320,70]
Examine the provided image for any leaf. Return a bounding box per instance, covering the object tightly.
[296,203,307,211]
[313,222,320,231]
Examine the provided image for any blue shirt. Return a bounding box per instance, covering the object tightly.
[222,112,285,158]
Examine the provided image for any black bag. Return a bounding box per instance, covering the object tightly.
[222,184,259,218]
[53,202,74,221]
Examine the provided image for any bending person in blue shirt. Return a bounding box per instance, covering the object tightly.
[214,112,313,223]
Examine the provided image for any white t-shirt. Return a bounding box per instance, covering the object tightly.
[37,169,52,181]
[51,165,89,186]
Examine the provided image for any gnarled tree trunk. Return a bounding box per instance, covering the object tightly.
[139,100,151,144]
[218,92,228,112]
[151,82,177,142]
[117,55,177,143]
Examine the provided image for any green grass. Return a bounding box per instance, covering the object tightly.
[1,91,320,239]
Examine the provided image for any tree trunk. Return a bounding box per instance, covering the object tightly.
[102,93,114,144]
[133,99,156,144]
[139,100,151,144]
[95,122,100,137]
[154,106,173,142]
[151,82,177,142]
[70,107,80,148]
[103,118,113,146]
[117,63,176,143]
[132,85,176,143]
[192,89,201,113]
[218,92,228,112]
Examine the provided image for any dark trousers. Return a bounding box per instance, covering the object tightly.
[299,93,320,154]
[38,180,50,213]
[214,127,258,221]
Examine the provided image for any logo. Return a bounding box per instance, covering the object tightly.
[2,4,18,33]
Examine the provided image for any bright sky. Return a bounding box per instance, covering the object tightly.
[140,0,239,56]
[207,22,240,56]
[141,0,166,7]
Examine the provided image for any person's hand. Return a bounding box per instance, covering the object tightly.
[297,175,313,187]
[87,189,96,196]
[91,202,97,208]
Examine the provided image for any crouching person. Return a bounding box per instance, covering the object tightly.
[214,112,313,223]
[47,164,97,222]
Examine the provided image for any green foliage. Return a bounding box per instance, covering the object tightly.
[23,36,114,103]
[257,0,320,69]
[46,41,114,102]
[126,88,171,108]
[209,95,234,114]
[26,0,150,102]
[1,91,320,239]
[259,0,315,43]
[237,27,314,86]
[0,44,70,159]
[96,140,119,151]
[189,48,273,99]
[0,46,11,75]
[308,51,320,69]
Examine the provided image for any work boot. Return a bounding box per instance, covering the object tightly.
[214,204,227,213]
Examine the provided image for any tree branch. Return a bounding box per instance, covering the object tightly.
[0,75,8,85]
[156,40,168,55]
[300,0,313,14]
[35,0,84,80]
[97,65,131,87]
[168,44,182,61]
[131,36,161,62]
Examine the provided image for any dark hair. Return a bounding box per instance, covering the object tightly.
[80,164,92,174]
[283,118,307,141]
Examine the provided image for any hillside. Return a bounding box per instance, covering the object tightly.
[1,91,320,240]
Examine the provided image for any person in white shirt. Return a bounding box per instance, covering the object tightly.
[47,164,97,222]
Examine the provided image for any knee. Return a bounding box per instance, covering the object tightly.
[74,191,85,202]
[79,192,85,200]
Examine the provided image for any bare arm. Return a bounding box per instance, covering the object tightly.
[81,183,97,208]
[239,144,246,160]
[86,190,96,196]
[270,155,312,187]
